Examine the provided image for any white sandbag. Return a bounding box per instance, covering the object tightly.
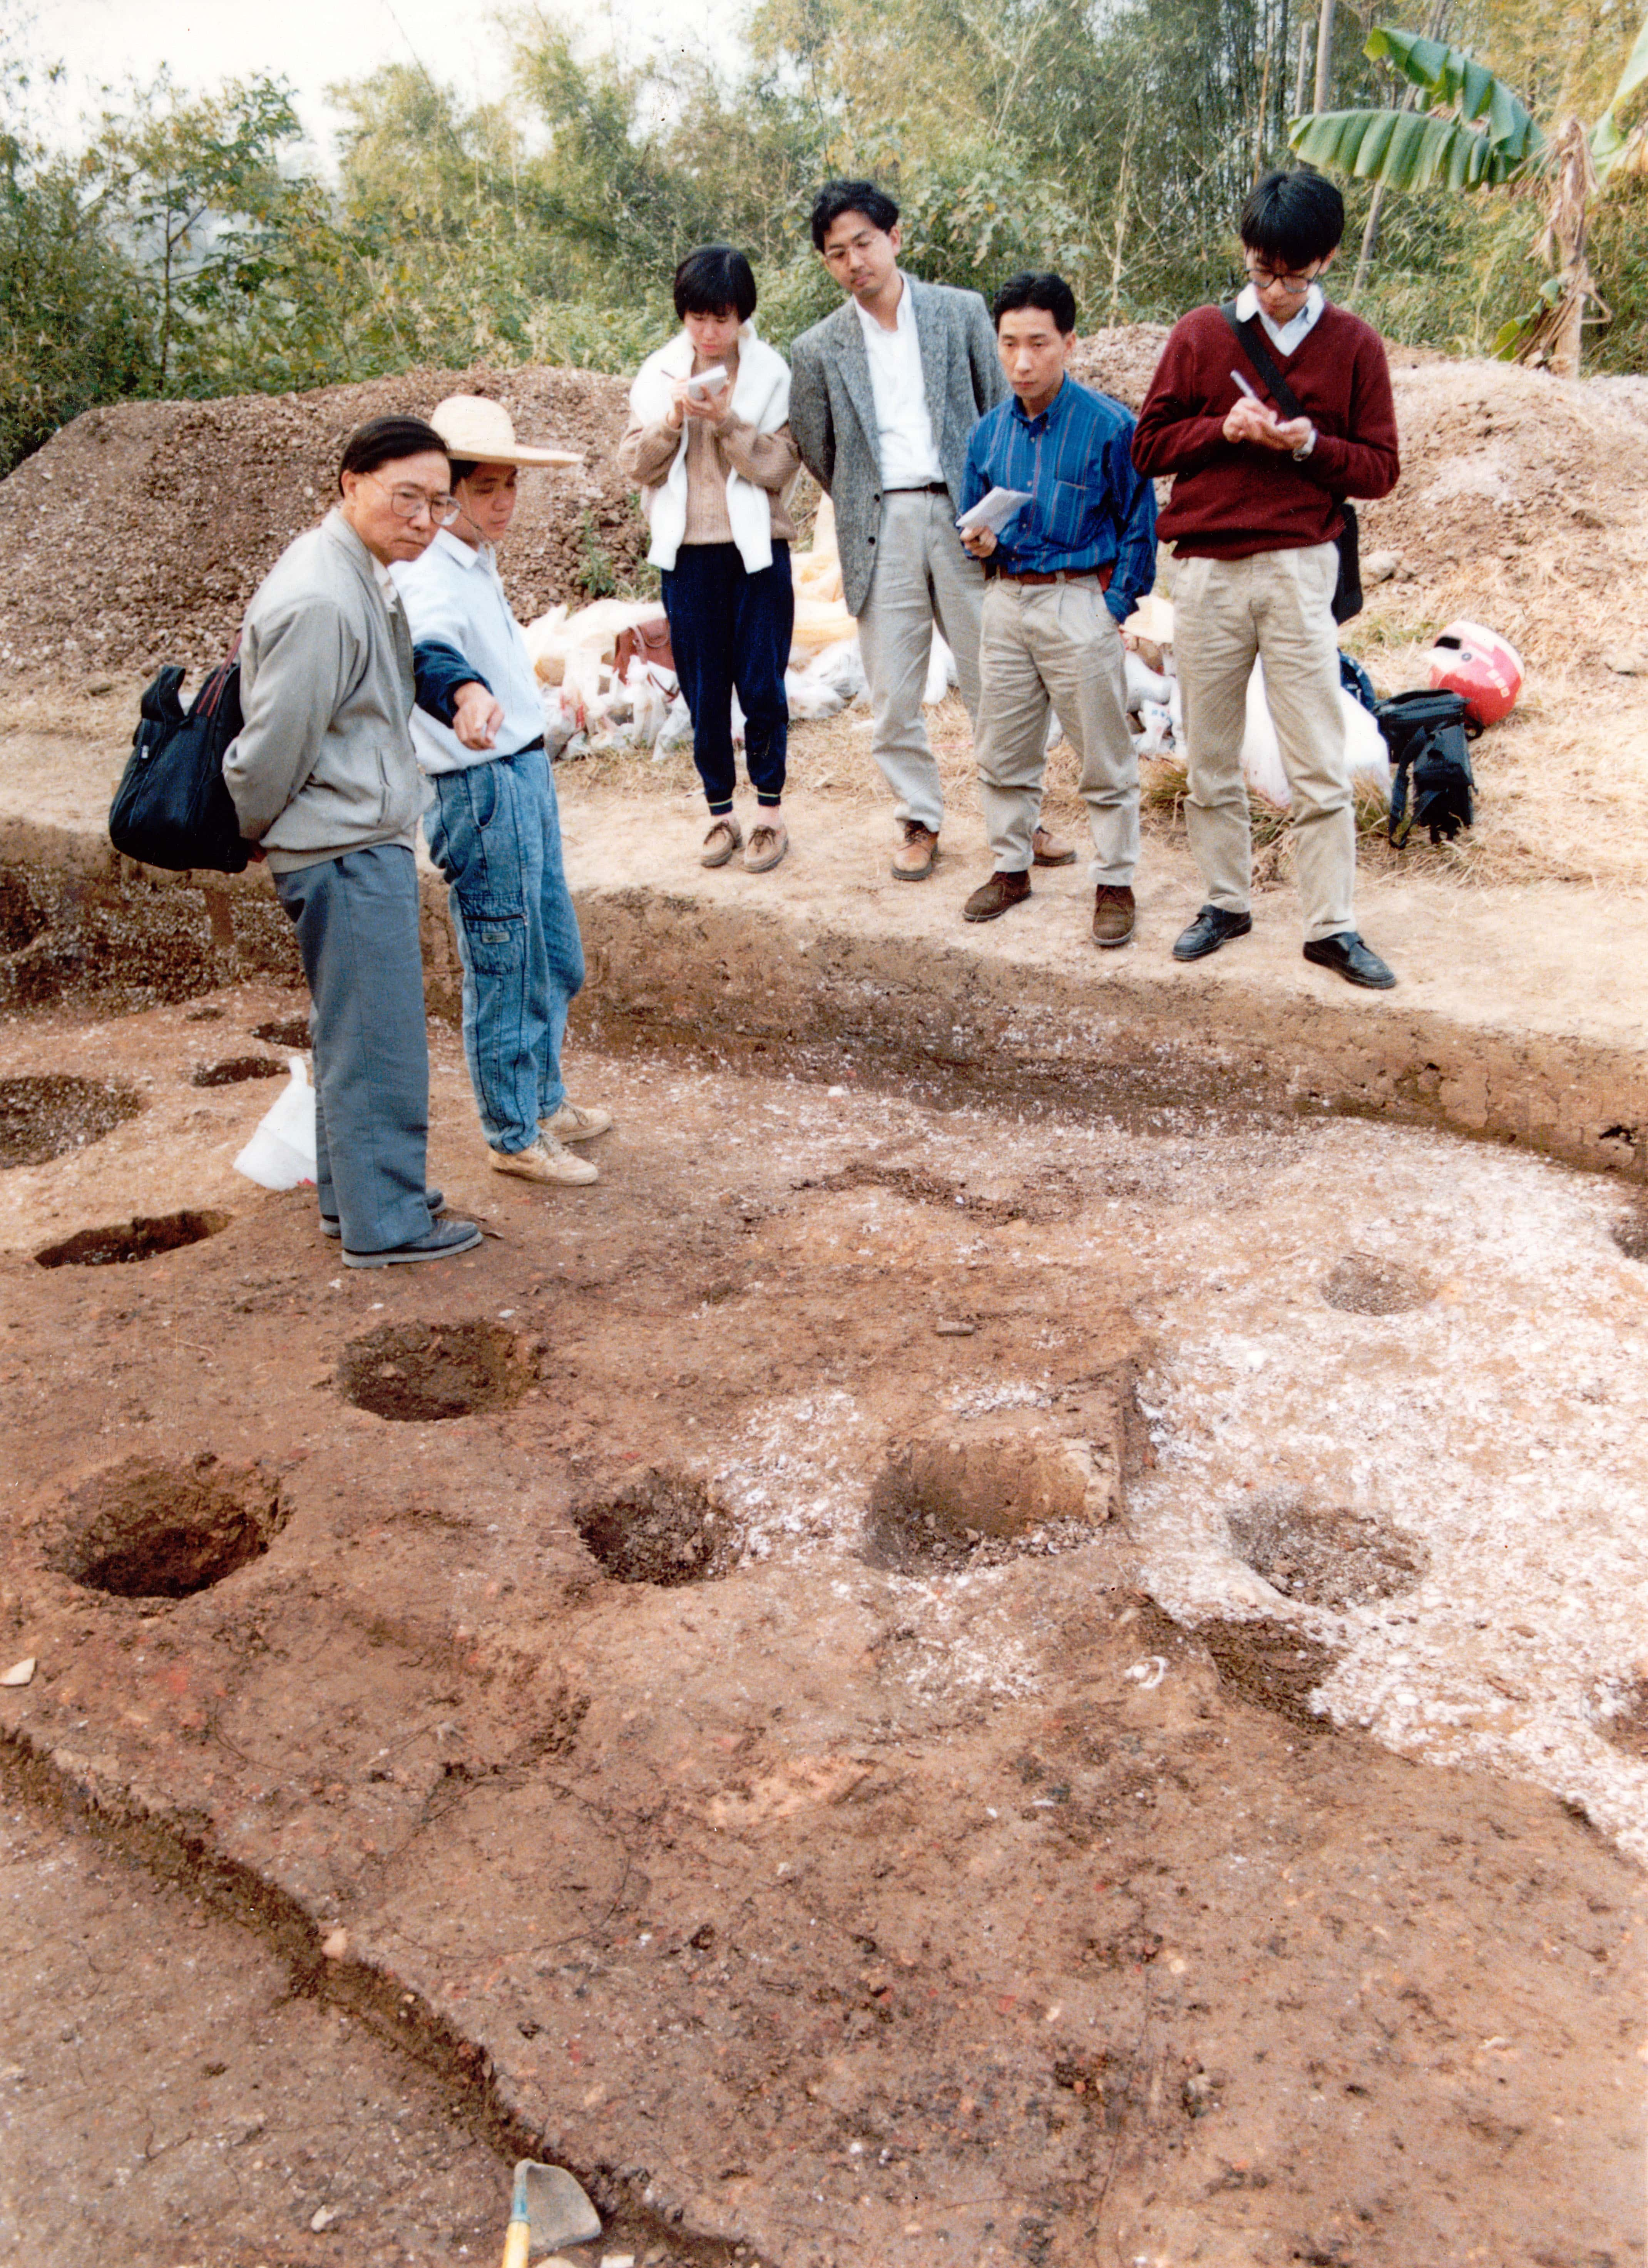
[1242,660,1391,808]
[658,694,694,748]
[1136,700,1176,757]
[924,633,957,706]
[233,1058,316,1190]
[1124,651,1172,713]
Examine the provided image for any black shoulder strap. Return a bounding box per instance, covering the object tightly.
[1219,301,1305,425]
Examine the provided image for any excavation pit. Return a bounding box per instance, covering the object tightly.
[336,1319,537,1423]
[48,1456,286,1600]
[1226,1493,1426,1610]
[862,1432,1111,1573]
[0,1074,144,1167]
[1198,1617,1341,1732]
[1321,1251,1433,1314]
[34,1209,231,1269]
[251,1015,311,1049]
[190,1056,286,1088]
[1593,1674,1648,1759]
[572,1468,740,1586]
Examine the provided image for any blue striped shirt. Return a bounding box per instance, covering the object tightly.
[960,377,1157,621]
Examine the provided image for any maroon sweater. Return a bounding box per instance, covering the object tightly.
[1131,301,1399,557]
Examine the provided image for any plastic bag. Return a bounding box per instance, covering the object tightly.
[233,1058,316,1190]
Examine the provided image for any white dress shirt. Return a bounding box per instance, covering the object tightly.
[1235,278,1326,356]
[855,277,946,489]
[391,528,545,775]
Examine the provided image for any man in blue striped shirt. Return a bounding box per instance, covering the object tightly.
[958,273,1157,944]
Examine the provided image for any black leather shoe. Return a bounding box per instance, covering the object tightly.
[1303,932,1397,989]
[1172,904,1252,961]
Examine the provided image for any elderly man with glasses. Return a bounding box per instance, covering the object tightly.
[1134,167,1402,989]
[223,414,483,1266]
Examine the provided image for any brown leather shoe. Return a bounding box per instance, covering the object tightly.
[1032,825,1076,867]
[963,869,1032,922]
[892,820,939,881]
[1092,883,1136,947]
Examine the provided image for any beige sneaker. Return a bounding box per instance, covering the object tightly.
[743,818,788,872]
[489,1135,598,1187]
[701,816,742,868]
[540,1099,613,1143]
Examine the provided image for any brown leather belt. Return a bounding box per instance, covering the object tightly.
[992,563,1114,590]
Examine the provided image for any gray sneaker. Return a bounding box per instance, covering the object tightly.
[341,1218,482,1269]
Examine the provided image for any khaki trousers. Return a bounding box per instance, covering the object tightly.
[974,578,1138,883]
[1171,542,1354,942]
[855,489,987,834]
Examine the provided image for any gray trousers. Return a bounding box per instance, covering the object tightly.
[1172,542,1355,941]
[974,578,1138,884]
[855,489,986,834]
[274,844,435,1254]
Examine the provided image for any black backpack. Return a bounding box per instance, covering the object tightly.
[109,646,253,874]
[1377,689,1474,846]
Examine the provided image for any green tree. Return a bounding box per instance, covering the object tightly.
[0,59,149,470]
[94,70,316,390]
[1291,12,1648,372]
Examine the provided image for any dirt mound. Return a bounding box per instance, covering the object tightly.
[2,326,1645,701]
[1074,324,1648,675]
[0,362,644,680]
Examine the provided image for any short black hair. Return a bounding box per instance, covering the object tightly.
[1239,168,1344,268]
[992,271,1078,336]
[810,178,899,252]
[447,459,479,485]
[338,415,448,491]
[673,244,757,324]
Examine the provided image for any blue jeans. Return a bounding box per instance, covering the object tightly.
[661,541,793,814]
[423,745,585,1155]
[274,844,434,1254]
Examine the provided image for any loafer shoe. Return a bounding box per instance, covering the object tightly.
[342,1217,482,1269]
[892,822,939,881]
[322,1189,443,1238]
[1092,884,1136,947]
[963,869,1032,922]
[744,818,789,873]
[1172,904,1253,962]
[540,1100,612,1143]
[1303,931,1397,989]
[490,1135,598,1187]
[1032,825,1076,868]
[701,816,742,868]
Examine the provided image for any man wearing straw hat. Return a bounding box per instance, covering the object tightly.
[393,394,616,1188]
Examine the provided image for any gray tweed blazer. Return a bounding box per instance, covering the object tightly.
[789,276,1009,616]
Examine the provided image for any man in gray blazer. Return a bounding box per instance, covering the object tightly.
[791,181,1069,882]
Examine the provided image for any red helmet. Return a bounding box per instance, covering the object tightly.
[1426,620,1523,730]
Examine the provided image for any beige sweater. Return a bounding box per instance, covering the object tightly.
[619,352,800,548]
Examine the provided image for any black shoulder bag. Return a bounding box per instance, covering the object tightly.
[1219,302,1361,625]
[109,641,253,874]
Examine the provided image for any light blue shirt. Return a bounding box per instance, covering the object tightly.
[391,529,544,775]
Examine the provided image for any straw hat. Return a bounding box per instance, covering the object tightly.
[429,395,582,468]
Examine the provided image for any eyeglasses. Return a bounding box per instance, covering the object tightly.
[1246,259,1320,295]
[359,472,460,526]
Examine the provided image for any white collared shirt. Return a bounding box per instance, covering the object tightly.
[391,527,545,775]
[855,276,945,489]
[1235,278,1326,356]
[370,556,399,610]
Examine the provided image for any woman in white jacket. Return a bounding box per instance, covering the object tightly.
[619,246,801,873]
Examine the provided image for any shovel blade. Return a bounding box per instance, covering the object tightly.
[520,2160,601,2250]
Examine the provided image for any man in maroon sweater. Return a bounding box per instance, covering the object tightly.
[1133,169,1400,988]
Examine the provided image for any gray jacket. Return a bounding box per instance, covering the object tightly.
[223,510,426,874]
[789,276,1009,616]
